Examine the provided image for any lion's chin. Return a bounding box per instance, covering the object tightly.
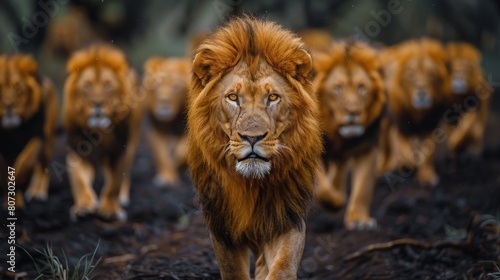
[235,159,271,179]
[2,114,21,129]
[339,124,365,138]
[87,116,111,129]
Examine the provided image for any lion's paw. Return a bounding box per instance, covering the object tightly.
[345,217,377,231]
[98,200,127,222]
[70,200,98,222]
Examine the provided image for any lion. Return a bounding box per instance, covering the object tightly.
[188,17,322,279]
[62,44,142,221]
[298,29,333,53]
[444,42,492,157]
[379,38,451,186]
[143,57,190,187]
[0,54,58,208]
[313,41,386,230]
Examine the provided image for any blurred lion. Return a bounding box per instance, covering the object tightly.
[63,44,142,221]
[0,54,58,207]
[188,17,322,279]
[314,41,386,230]
[379,39,451,186]
[143,57,190,187]
[444,42,492,157]
[299,29,333,53]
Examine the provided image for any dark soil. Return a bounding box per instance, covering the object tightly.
[1,116,500,280]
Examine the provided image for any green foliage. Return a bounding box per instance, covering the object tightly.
[19,241,101,280]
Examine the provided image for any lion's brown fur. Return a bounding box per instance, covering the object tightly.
[63,43,142,220]
[143,57,190,186]
[385,38,450,133]
[313,41,386,228]
[188,17,322,248]
[445,42,492,155]
[379,38,450,185]
[314,41,386,160]
[0,54,58,207]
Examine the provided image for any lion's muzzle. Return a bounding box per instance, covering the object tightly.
[87,105,111,128]
[1,107,21,129]
[234,132,272,179]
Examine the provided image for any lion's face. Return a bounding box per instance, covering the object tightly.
[0,55,41,129]
[320,64,378,138]
[447,43,482,96]
[63,44,134,130]
[144,58,189,122]
[217,60,291,179]
[391,39,449,112]
[74,66,125,129]
[400,56,443,110]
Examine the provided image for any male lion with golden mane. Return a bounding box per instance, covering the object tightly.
[188,17,322,279]
[63,44,142,221]
[444,42,492,158]
[0,54,58,207]
[314,41,386,230]
[379,39,451,186]
[143,57,190,187]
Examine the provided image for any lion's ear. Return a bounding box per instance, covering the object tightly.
[144,57,165,74]
[192,50,213,85]
[292,49,313,78]
[311,51,331,74]
[17,55,38,75]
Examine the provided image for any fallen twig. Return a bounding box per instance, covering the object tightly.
[344,238,471,261]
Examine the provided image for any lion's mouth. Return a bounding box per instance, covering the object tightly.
[238,152,270,162]
[155,106,174,121]
[2,108,21,129]
[451,76,468,95]
[2,114,21,129]
[339,124,365,138]
[87,106,111,128]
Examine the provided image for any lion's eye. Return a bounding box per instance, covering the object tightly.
[103,81,112,91]
[13,83,20,92]
[269,93,279,101]
[83,82,92,92]
[334,85,343,95]
[227,93,239,105]
[358,85,366,96]
[406,69,415,80]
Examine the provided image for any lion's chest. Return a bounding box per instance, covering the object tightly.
[67,120,130,163]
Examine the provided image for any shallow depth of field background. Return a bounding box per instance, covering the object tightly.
[1,1,500,279]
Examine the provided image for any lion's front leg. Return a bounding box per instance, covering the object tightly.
[13,137,42,185]
[210,235,250,280]
[149,129,180,187]
[316,161,346,209]
[25,163,49,201]
[67,151,97,220]
[99,158,127,221]
[262,221,306,280]
[345,150,378,230]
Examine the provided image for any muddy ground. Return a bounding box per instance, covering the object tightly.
[1,112,500,279]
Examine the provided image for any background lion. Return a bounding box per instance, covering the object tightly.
[143,57,190,187]
[62,44,142,221]
[188,17,322,279]
[0,54,58,207]
[379,38,451,186]
[445,42,492,158]
[313,41,386,230]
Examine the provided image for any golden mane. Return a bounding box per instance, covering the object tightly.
[388,38,450,123]
[2,54,43,120]
[62,44,133,129]
[187,16,322,246]
[314,41,385,137]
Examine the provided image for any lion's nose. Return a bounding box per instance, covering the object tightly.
[239,132,268,147]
